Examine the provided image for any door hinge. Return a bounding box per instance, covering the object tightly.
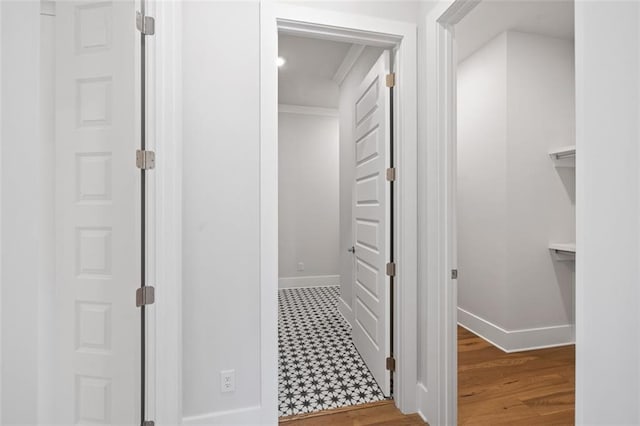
[136,150,156,170]
[136,286,155,307]
[386,167,397,182]
[451,269,458,279]
[386,73,396,88]
[386,356,396,372]
[143,422,155,426]
[386,262,396,277]
[136,11,155,35]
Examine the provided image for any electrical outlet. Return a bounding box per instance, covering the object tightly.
[221,370,235,393]
[297,262,304,271]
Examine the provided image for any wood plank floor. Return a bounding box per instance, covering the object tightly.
[280,327,574,425]
[458,326,575,425]
[280,400,426,426]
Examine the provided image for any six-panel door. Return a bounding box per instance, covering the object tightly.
[55,2,138,423]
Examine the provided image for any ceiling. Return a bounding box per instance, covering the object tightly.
[456,1,574,62]
[278,34,353,82]
[278,34,354,108]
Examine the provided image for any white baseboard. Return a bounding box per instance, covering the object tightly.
[278,275,340,289]
[416,382,432,425]
[278,103,339,117]
[182,406,269,425]
[337,296,354,327]
[457,307,574,353]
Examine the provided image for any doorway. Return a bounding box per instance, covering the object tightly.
[260,4,419,419]
[277,33,391,417]
[453,1,576,423]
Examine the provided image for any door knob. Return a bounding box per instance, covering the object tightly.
[348,246,356,253]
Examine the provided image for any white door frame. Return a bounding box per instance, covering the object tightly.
[421,0,580,425]
[420,0,480,424]
[261,2,418,414]
[152,0,183,423]
[152,1,417,423]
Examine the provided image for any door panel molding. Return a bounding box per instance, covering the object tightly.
[352,50,391,395]
[55,1,138,423]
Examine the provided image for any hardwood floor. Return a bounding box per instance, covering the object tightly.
[280,327,574,425]
[458,326,575,425]
[280,400,426,426]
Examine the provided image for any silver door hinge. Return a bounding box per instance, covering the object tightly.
[136,11,155,35]
[136,150,156,170]
[136,286,155,307]
[386,73,396,88]
[386,262,396,277]
[386,167,397,182]
[451,269,458,279]
[143,422,155,426]
[386,356,396,372]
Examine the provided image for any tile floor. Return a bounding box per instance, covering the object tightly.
[278,286,385,417]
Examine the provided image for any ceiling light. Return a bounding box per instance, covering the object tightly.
[276,56,286,67]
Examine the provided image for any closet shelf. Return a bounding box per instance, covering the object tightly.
[549,242,576,261]
[549,145,576,167]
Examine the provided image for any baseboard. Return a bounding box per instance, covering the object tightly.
[416,382,431,425]
[278,103,339,117]
[337,296,354,327]
[457,307,575,353]
[182,405,268,425]
[278,275,340,289]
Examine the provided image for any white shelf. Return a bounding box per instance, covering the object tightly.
[549,145,576,167]
[549,242,576,261]
[549,242,575,253]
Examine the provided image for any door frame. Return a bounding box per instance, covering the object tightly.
[420,0,583,424]
[151,0,183,423]
[261,2,418,414]
[152,1,418,423]
[420,1,484,424]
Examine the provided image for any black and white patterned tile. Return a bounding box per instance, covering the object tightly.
[278,286,385,417]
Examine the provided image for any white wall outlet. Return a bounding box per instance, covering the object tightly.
[220,369,235,393]
[297,262,304,271]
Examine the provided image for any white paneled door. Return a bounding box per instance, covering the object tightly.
[55,1,138,424]
[352,51,391,396]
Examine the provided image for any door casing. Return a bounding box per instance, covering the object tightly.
[152,2,418,423]
[420,0,514,425]
[262,3,419,417]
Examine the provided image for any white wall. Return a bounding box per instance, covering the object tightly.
[456,33,509,331]
[575,1,640,424]
[337,47,383,318]
[505,32,575,332]
[278,72,338,109]
[283,0,423,24]
[457,31,575,351]
[278,110,340,287]
[182,0,261,420]
[180,1,416,422]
